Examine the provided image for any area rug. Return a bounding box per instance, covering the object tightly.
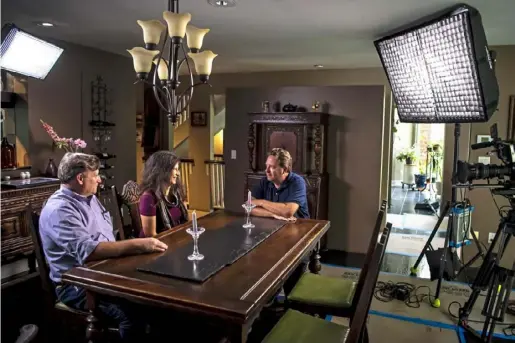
[320,264,515,341]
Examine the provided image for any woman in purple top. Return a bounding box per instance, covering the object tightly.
[139,151,188,237]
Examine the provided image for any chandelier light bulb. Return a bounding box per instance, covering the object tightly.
[188,50,218,80]
[137,20,166,50]
[127,47,159,77]
[186,25,210,52]
[153,59,170,80]
[163,11,191,39]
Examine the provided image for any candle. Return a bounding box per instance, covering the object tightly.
[248,190,252,205]
[192,210,197,233]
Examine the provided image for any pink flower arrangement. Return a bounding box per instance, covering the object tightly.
[40,119,87,152]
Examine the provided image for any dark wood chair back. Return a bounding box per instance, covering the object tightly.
[347,222,392,343]
[351,199,387,310]
[97,185,125,240]
[26,204,56,303]
[121,180,143,238]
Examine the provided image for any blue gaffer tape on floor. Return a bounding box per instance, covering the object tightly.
[319,263,515,341]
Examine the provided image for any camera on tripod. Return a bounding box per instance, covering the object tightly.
[456,124,515,190]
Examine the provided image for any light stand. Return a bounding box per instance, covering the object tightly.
[410,123,464,307]
[373,2,501,337]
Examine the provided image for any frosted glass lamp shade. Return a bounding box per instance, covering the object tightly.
[163,11,191,39]
[127,47,159,78]
[153,59,169,80]
[186,26,210,52]
[137,20,165,50]
[188,50,217,81]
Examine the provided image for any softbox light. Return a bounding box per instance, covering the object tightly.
[1,23,64,80]
[374,4,499,123]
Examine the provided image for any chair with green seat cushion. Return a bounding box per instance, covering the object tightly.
[287,273,357,308]
[262,309,349,343]
[287,200,387,318]
[264,223,392,343]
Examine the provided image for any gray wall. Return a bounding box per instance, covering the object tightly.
[27,39,137,190]
[2,40,138,280]
[225,86,385,253]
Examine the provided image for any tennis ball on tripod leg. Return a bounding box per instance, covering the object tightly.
[432,298,441,308]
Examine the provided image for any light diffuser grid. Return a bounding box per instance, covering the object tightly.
[377,13,484,123]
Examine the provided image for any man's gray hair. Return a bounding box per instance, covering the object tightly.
[58,152,100,183]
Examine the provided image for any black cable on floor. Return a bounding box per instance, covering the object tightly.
[374,281,436,308]
[374,280,515,335]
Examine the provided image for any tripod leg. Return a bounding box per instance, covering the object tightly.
[432,204,455,308]
[459,219,507,326]
[410,202,451,276]
[456,228,484,279]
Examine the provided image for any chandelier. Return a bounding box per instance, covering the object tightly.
[127,0,217,124]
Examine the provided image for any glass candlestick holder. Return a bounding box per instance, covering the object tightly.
[186,226,205,261]
[242,203,256,229]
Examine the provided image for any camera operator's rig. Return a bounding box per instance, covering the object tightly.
[410,124,515,342]
[455,124,515,343]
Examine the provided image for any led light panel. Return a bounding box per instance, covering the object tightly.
[1,24,63,80]
[374,4,499,123]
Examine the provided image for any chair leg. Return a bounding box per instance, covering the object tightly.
[308,242,322,274]
[359,325,370,343]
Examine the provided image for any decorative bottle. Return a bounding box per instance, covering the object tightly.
[1,136,16,169]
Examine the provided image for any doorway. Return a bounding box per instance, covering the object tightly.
[385,107,448,276]
[389,107,445,217]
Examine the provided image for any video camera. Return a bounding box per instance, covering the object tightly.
[456,124,515,188]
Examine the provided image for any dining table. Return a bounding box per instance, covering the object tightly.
[61,210,330,343]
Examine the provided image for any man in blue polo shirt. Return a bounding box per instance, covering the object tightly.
[251,148,309,220]
[251,148,309,297]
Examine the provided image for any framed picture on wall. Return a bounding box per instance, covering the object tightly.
[191,111,207,127]
[508,95,515,141]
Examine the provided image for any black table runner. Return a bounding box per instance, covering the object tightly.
[137,216,286,282]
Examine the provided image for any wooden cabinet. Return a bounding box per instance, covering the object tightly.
[1,184,59,264]
[245,112,329,220]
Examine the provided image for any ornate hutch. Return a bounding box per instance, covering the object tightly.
[244,112,329,220]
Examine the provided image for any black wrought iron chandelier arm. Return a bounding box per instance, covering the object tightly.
[129,0,217,123]
[175,82,212,115]
[174,43,196,114]
[149,34,174,115]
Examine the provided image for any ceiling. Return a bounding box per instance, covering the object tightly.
[3,0,515,74]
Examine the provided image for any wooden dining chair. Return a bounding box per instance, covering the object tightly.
[286,200,387,319]
[27,205,100,341]
[262,222,392,343]
[27,204,119,342]
[120,180,143,238]
[98,185,126,240]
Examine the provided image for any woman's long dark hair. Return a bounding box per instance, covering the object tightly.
[139,150,185,202]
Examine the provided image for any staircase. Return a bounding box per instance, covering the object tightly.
[172,93,226,212]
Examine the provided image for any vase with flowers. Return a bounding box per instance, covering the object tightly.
[40,119,87,177]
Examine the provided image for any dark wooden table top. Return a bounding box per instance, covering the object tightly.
[62,210,330,325]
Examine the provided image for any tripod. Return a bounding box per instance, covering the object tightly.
[459,203,515,343]
[410,123,484,307]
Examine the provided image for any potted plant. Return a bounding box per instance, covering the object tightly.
[396,146,417,165]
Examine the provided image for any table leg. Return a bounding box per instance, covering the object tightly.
[222,323,248,343]
[308,241,322,274]
[85,291,102,343]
